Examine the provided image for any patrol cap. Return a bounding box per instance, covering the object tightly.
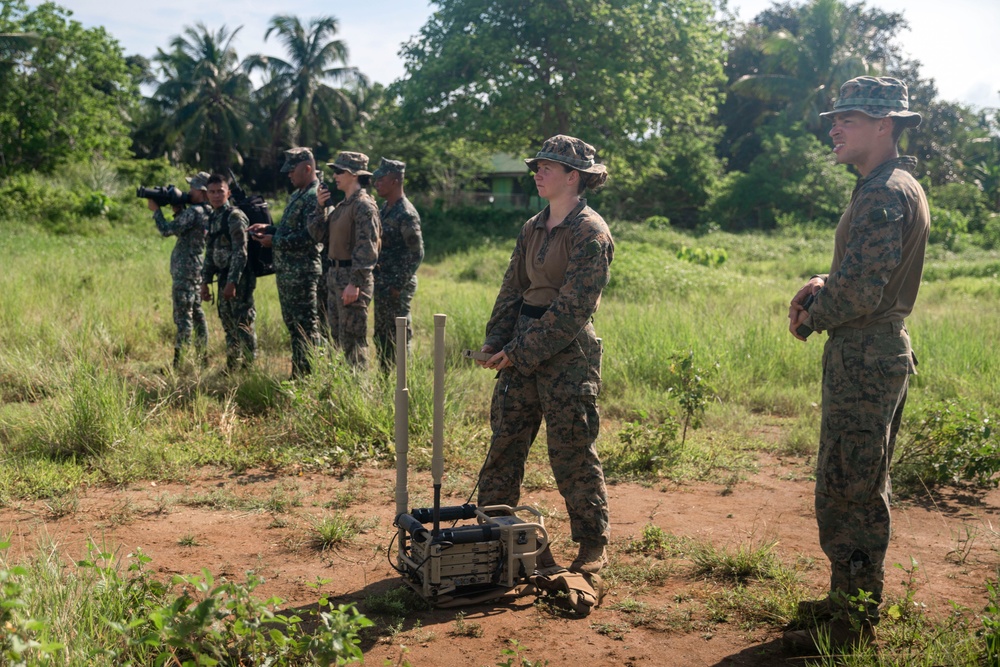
[525,135,607,175]
[372,157,406,180]
[185,171,211,191]
[280,147,315,173]
[326,151,372,176]
[820,76,921,127]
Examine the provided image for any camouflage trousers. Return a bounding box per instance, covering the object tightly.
[373,276,417,370]
[816,322,913,616]
[172,280,207,352]
[478,335,609,546]
[276,268,321,377]
[216,270,257,370]
[326,266,372,368]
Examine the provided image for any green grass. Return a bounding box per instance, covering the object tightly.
[2,221,1000,665]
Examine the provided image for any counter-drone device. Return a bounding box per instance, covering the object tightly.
[391,315,549,606]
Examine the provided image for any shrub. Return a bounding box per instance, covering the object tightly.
[929,181,990,233]
[928,204,969,250]
[893,401,1000,495]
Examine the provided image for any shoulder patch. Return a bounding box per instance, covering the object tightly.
[584,239,602,257]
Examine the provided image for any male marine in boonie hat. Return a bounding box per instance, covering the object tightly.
[371,157,406,181]
[185,171,211,191]
[326,151,372,176]
[820,76,921,127]
[525,135,607,175]
[280,147,314,173]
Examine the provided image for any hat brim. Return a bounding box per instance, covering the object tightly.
[820,106,922,127]
[524,157,607,175]
[280,162,296,173]
[325,163,372,177]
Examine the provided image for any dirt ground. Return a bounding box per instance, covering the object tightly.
[2,453,998,667]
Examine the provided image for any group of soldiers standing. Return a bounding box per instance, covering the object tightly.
[151,148,424,376]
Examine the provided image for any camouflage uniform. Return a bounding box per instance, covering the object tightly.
[308,152,381,367]
[477,198,614,547]
[263,148,323,377]
[799,77,930,619]
[372,160,423,369]
[203,203,256,369]
[153,202,210,358]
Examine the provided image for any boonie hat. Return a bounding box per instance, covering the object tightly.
[280,147,314,173]
[326,151,372,176]
[185,171,211,191]
[820,76,921,127]
[525,135,607,175]
[372,157,406,180]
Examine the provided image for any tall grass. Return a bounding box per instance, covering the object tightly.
[1,223,999,502]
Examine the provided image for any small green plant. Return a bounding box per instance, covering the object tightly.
[311,514,362,550]
[676,245,727,267]
[451,610,484,638]
[177,534,200,547]
[605,417,681,478]
[894,401,1000,495]
[981,579,1000,666]
[624,524,692,558]
[667,351,718,445]
[497,639,548,667]
[364,585,428,618]
[690,537,781,583]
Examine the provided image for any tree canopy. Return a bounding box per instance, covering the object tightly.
[0,0,137,177]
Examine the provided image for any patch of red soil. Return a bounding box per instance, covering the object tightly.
[2,455,997,666]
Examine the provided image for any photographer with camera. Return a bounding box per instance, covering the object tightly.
[147,171,212,369]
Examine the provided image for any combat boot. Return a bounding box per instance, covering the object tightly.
[797,596,836,622]
[172,347,182,370]
[569,541,607,574]
[783,616,877,654]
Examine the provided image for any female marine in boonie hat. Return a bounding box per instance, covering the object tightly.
[475,135,615,576]
[308,151,381,367]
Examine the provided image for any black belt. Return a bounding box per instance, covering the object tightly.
[520,303,548,319]
[828,321,903,338]
[331,259,352,268]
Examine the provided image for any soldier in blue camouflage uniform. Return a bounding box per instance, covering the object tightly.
[786,77,930,651]
[308,151,381,367]
[249,148,323,378]
[201,173,256,370]
[372,158,424,370]
[476,135,614,575]
[148,171,211,369]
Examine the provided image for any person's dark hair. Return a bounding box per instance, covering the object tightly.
[358,174,372,188]
[207,173,228,186]
[890,117,907,144]
[560,163,609,194]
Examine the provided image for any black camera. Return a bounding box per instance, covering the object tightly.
[136,185,190,208]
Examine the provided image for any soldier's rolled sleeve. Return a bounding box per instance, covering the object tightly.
[225,211,249,285]
[154,207,200,237]
[808,196,904,331]
[505,229,612,375]
[484,231,530,351]
[350,201,381,287]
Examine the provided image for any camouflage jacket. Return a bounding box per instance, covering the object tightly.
[484,199,614,376]
[307,188,381,287]
[203,204,250,286]
[376,195,423,288]
[806,156,930,332]
[273,179,321,275]
[154,204,209,283]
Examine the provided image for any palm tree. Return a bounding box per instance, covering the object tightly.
[151,23,253,170]
[729,0,887,133]
[246,14,368,157]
